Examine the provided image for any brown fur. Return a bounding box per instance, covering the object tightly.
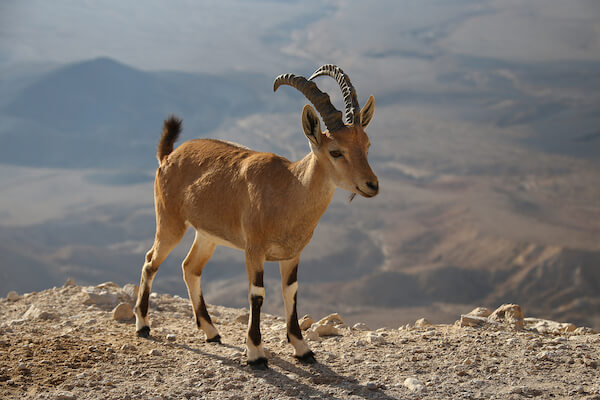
[134,94,378,365]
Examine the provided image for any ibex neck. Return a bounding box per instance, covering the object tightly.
[290,152,336,203]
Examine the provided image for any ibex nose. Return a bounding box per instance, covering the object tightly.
[366,180,379,193]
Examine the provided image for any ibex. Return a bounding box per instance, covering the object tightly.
[133,65,379,369]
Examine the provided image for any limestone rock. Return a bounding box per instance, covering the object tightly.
[415,318,432,328]
[166,334,177,342]
[317,313,345,327]
[299,314,314,330]
[82,287,118,307]
[403,377,426,392]
[96,282,120,290]
[304,329,320,341]
[6,291,21,302]
[22,304,56,320]
[460,314,496,328]
[488,304,524,329]
[524,318,576,334]
[112,303,134,322]
[366,332,386,344]
[148,349,161,356]
[121,284,139,302]
[467,307,492,318]
[352,322,370,331]
[574,326,597,335]
[309,323,342,337]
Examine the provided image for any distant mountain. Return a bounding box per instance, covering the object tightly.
[0,58,275,169]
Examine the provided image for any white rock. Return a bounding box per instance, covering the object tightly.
[112,303,134,321]
[352,322,370,331]
[96,281,120,289]
[7,291,21,302]
[488,304,524,329]
[309,323,342,337]
[82,287,118,307]
[524,318,576,334]
[317,313,345,326]
[121,344,136,352]
[299,315,314,330]
[149,349,161,356]
[304,330,321,341]
[367,332,386,344]
[166,334,177,341]
[414,318,432,328]
[403,377,426,392]
[467,307,492,318]
[121,284,139,302]
[22,304,56,320]
[459,314,494,328]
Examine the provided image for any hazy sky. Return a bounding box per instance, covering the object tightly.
[2,1,599,75]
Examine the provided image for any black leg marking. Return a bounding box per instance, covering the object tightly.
[253,271,264,288]
[138,290,150,318]
[286,264,298,286]
[288,292,302,340]
[197,295,213,325]
[249,294,263,346]
[295,350,316,364]
[248,357,268,370]
[137,326,150,338]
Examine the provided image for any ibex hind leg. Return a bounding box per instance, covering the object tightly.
[279,257,314,363]
[134,223,185,338]
[182,231,220,342]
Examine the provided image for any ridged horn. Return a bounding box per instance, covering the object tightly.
[274,73,345,133]
[309,64,361,126]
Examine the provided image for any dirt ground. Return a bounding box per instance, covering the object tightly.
[1,282,600,400]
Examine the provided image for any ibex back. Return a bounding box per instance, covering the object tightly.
[133,65,379,369]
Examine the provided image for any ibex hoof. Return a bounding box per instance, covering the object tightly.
[295,350,316,364]
[136,326,150,338]
[248,357,268,370]
[206,334,222,344]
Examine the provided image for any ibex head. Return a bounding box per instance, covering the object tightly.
[274,64,379,198]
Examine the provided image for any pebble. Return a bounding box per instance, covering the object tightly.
[22,304,56,320]
[7,291,21,301]
[366,382,378,390]
[166,333,177,341]
[403,377,426,392]
[366,332,386,345]
[149,349,161,356]
[415,318,432,328]
[121,344,136,352]
[113,303,134,321]
[352,322,370,331]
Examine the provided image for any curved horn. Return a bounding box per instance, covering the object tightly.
[309,64,361,126]
[274,73,345,133]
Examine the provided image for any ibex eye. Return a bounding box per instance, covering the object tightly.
[329,150,343,159]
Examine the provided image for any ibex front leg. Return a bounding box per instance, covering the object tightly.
[280,256,315,363]
[245,249,268,369]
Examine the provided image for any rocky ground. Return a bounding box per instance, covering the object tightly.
[1,281,600,400]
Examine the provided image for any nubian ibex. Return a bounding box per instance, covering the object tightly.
[133,64,379,369]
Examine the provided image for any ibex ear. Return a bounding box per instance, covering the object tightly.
[360,95,375,128]
[302,104,323,146]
